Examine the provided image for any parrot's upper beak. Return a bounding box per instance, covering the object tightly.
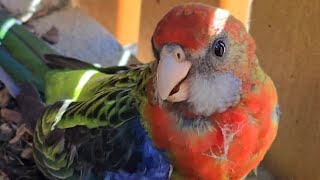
[156,45,191,102]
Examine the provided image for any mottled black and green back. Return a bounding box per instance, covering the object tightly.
[33,63,158,179]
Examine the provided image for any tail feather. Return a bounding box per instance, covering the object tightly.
[0,13,54,81]
[0,11,56,93]
[0,47,45,92]
[43,54,131,74]
[0,67,20,97]
[43,54,98,70]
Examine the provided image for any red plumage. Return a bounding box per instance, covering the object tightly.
[143,3,279,179]
[144,77,278,179]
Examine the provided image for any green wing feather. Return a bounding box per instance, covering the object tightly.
[33,64,154,179]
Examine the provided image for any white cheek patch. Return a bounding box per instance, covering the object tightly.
[188,72,241,116]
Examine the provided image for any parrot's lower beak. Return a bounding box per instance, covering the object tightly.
[156,46,191,102]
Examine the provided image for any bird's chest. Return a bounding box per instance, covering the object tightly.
[143,100,277,180]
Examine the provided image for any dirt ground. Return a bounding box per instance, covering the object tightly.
[0,83,47,179]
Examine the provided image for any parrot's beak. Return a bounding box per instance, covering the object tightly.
[156,45,191,102]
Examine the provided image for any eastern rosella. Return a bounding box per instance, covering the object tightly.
[7,3,280,180]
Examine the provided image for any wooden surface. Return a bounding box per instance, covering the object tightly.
[73,0,118,35]
[220,0,253,30]
[116,0,141,45]
[250,0,320,179]
[73,0,141,45]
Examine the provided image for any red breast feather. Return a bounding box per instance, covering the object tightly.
[144,76,278,179]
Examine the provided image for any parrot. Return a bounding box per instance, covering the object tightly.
[3,3,279,180]
[0,10,170,180]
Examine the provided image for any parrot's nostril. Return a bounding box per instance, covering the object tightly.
[176,52,181,59]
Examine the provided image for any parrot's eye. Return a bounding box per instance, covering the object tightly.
[213,40,226,57]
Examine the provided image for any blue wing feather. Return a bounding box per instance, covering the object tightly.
[103,118,171,180]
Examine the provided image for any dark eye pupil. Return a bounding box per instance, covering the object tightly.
[214,40,226,57]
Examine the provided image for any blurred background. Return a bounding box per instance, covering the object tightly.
[0,0,319,179]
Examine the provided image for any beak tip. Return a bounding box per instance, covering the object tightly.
[159,93,167,101]
[156,80,168,101]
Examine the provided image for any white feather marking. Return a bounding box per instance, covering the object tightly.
[51,99,73,130]
[213,9,230,33]
[188,72,241,116]
[203,121,247,160]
